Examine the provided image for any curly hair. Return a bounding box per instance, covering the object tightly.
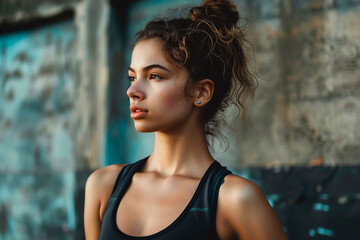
[134,0,257,144]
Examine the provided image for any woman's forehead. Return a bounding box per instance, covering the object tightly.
[130,39,171,71]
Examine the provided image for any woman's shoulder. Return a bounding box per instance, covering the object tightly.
[219,174,267,209]
[85,164,127,220]
[218,174,270,219]
[218,174,284,237]
[85,164,126,205]
[86,163,126,194]
[218,174,288,239]
[220,174,265,202]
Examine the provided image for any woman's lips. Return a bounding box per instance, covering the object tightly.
[130,105,148,119]
[130,111,148,119]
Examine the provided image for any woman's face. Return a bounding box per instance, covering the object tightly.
[127,39,195,133]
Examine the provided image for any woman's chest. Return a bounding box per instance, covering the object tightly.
[116,173,200,237]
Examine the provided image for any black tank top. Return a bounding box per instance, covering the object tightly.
[99,156,232,240]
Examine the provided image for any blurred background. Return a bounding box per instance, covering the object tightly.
[0,0,359,239]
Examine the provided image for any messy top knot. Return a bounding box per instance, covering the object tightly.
[188,0,239,29]
[134,0,257,145]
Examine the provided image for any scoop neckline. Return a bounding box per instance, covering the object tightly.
[111,157,218,239]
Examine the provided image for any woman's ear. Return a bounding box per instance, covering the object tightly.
[193,79,214,106]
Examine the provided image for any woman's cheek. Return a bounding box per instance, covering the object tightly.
[162,91,182,109]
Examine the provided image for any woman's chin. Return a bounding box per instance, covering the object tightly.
[135,128,154,133]
[134,124,156,133]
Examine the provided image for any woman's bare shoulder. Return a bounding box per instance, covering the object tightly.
[84,164,127,237]
[220,174,265,203]
[85,164,126,203]
[218,174,288,240]
[218,174,269,230]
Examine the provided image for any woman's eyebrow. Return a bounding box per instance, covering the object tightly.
[128,64,171,73]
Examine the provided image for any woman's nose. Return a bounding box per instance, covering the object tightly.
[127,80,145,101]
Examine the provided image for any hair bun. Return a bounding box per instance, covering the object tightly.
[188,0,239,29]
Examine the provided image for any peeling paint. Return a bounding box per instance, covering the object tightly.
[317,227,335,237]
[313,202,330,212]
[309,228,316,237]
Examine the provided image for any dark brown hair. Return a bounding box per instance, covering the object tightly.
[134,0,257,143]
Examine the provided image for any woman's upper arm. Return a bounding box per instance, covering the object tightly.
[84,170,102,240]
[219,175,288,240]
[84,165,124,240]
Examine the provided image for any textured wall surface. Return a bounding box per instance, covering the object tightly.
[0,21,78,239]
[232,0,360,167]
[0,0,109,239]
[0,0,80,20]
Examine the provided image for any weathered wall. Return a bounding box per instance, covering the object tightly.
[0,20,78,239]
[231,0,360,167]
[0,0,79,19]
[0,0,109,239]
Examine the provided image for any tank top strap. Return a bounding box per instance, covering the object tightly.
[110,156,149,198]
[103,156,149,218]
[208,163,232,218]
[181,161,232,240]
[189,161,232,219]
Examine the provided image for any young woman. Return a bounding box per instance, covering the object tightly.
[84,0,288,239]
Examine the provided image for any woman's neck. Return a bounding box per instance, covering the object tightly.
[146,127,214,177]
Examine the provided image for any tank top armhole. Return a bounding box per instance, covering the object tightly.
[110,156,150,197]
[210,168,233,228]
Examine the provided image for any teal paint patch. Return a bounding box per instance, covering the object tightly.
[317,227,334,237]
[190,208,209,212]
[309,229,316,237]
[313,203,330,212]
[319,193,329,200]
[267,194,280,207]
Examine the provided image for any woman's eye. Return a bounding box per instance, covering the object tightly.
[128,76,136,82]
[149,74,162,80]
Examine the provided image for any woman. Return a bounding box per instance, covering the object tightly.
[84,0,288,239]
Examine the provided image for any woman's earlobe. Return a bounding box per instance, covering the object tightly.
[194,79,214,106]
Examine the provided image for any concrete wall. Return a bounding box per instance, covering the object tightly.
[233,0,360,167]
[0,0,109,239]
[0,20,78,239]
